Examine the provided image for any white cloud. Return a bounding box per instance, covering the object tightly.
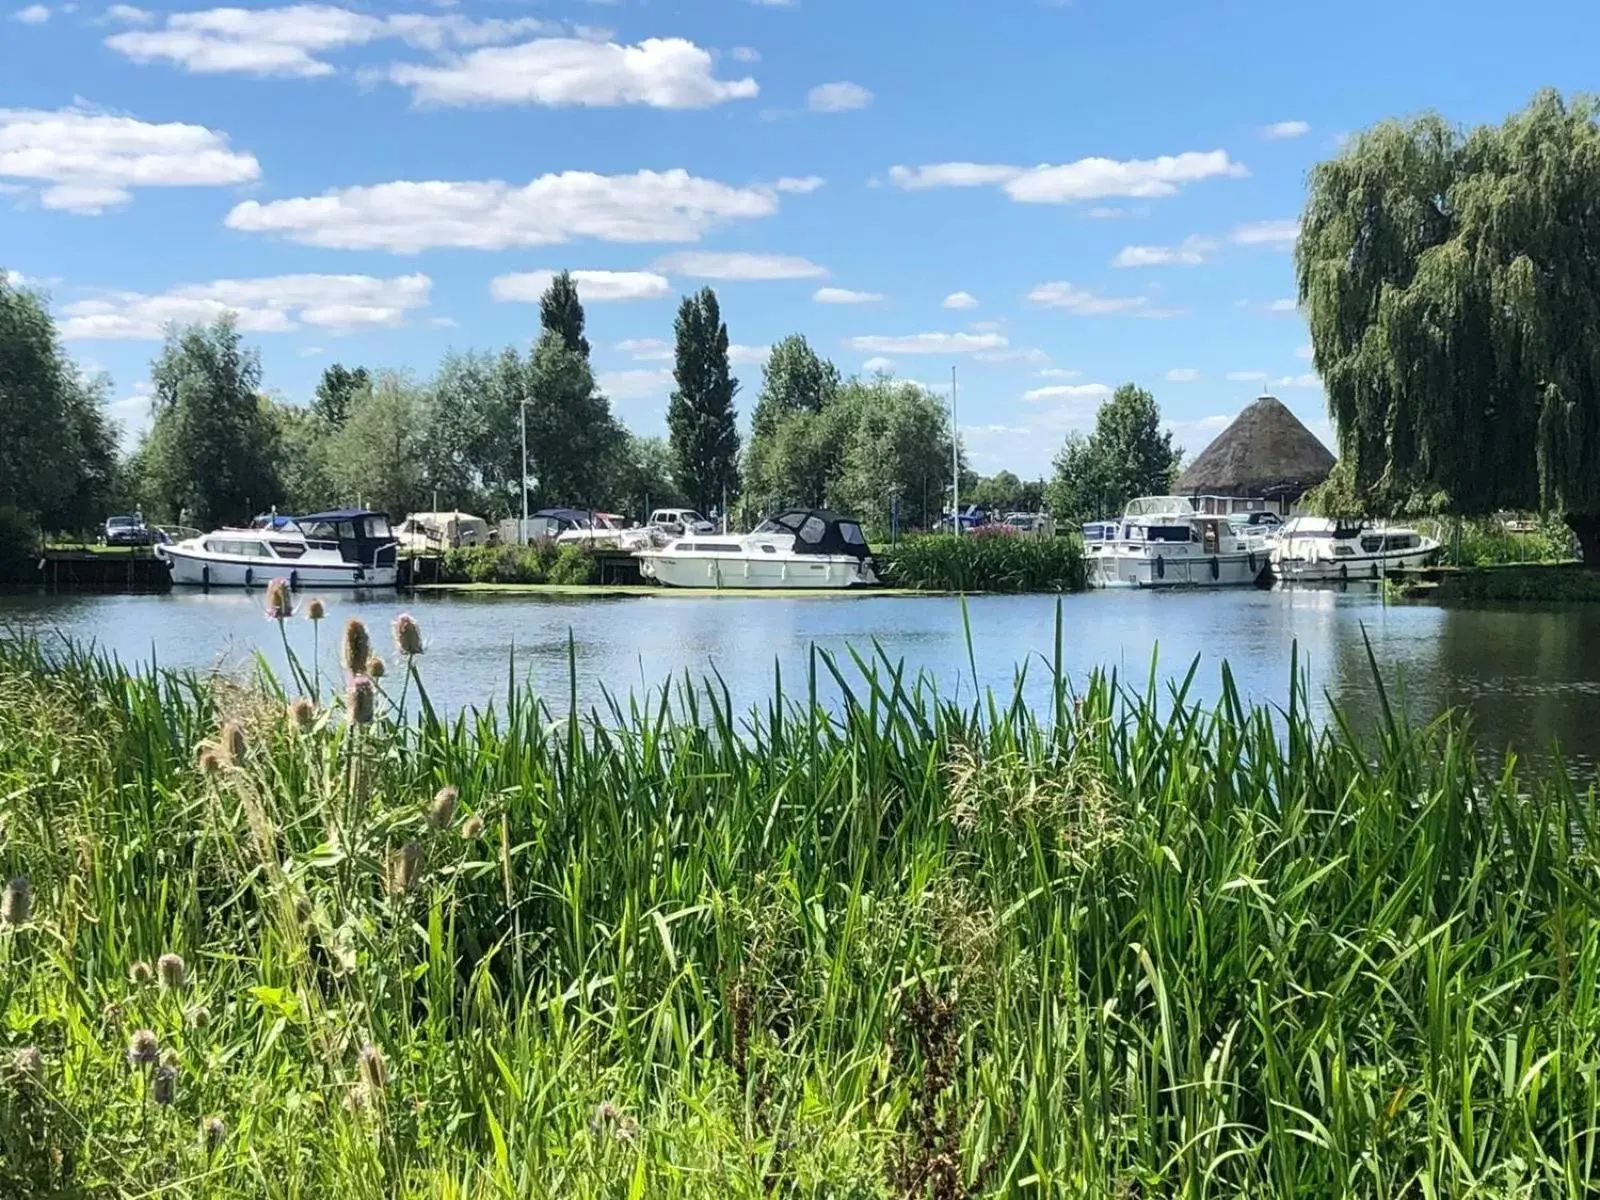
[861,356,894,372]
[770,175,823,194]
[1270,373,1321,389]
[1166,413,1232,456]
[1226,370,1267,382]
[807,81,871,113]
[1164,368,1200,382]
[728,344,770,366]
[392,37,759,109]
[598,367,671,400]
[13,4,50,23]
[105,4,152,21]
[227,170,780,253]
[1230,218,1299,249]
[941,291,978,310]
[813,286,883,304]
[653,250,824,280]
[974,347,1049,365]
[617,337,672,361]
[59,273,431,339]
[490,269,670,303]
[1112,235,1218,268]
[2,269,27,286]
[0,106,260,212]
[729,46,760,63]
[1036,367,1081,379]
[1295,343,1313,360]
[1025,280,1183,318]
[845,332,1006,355]
[1264,297,1297,312]
[889,150,1245,204]
[1023,383,1113,403]
[106,6,562,79]
[106,382,154,449]
[1262,120,1310,139]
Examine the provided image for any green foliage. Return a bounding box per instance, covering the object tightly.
[1046,384,1181,523]
[439,541,598,584]
[311,363,369,428]
[967,470,1045,516]
[2,631,1596,1194]
[538,269,591,359]
[0,504,38,584]
[878,530,1086,592]
[525,331,623,508]
[744,335,840,511]
[1298,90,1600,560]
[139,316,283,527]
[609,433,683,522]
[827,378,954,530]
[320,370,430,519]
[1425,515,1576,566]
[667,288,741,513]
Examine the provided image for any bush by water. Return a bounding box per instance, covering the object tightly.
[438,542,597,585]
[878,529,1086,592]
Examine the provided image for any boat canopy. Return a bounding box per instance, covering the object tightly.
[301,508,389,524]
[757,508,872,560]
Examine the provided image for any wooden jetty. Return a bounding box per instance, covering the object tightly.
[37,549,171,593]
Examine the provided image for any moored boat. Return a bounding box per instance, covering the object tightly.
[637,508,878,590]
[1270,517,1440,582]
[155,509,398,588]
[1090,496,1271,589]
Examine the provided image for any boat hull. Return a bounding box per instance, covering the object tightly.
[639,552,876,589]
[158,546,397,589]
[1092,547,1269,589]
[1272,544,1438,583]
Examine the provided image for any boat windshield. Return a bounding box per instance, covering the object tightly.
[1124,496,1198,519]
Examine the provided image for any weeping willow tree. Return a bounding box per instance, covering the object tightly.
[1297,90,1600,562]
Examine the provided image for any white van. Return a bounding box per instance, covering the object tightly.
[648,508,716,536]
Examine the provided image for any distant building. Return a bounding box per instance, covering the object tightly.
[1176,394,1336,515]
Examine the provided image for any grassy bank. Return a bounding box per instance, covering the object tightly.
[1,619,1597,1196]
[1419,516,1577,567]
[1394,561,1600,602]
[436,542,599,586]
[878,531,1086,592]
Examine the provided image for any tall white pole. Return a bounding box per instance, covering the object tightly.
[519,400,529,545]
[951,364,960,535]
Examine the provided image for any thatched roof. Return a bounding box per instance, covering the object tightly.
[1175,394,1335,500]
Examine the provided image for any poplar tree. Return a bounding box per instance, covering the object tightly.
[667,288,741,514]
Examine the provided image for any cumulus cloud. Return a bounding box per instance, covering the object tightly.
[653,250,825,280]
[616,337,672,361]
[1230,218,1299,249]
[392,36,759,109]
[888,150,1245,204]
[813,287,882,304]
[105,4,152,21]
[13,4,50,23]
[1165,368,1200,382]
[941,291,978,310]
[226,169,780,253]
[1270,373,1320,389]
[598,368,671,401]
[1112,235,1218,268]
[490,269,670,303]
[807,81,871,113]
[844,332,1006,355]
[861,356,894,372]
[728,343,771,365]
[770,175,823,193]
[974,347,1049,365]
[58,273,431,339]
[1295,343,1313,360]
[1264,297,1297,312]
[1036,367,1081,379]
[1261,120,1310,139]
[1025,281,1183,318]
[1023,382,1113,403]
[0,106,260,212]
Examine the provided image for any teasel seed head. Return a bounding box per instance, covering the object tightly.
[152,1064,177,1105]
[264,577,293,621]
[196,745,223,776]
[346,675,376,726]
[386,842,421,895]
[11,1046,43,1084]
[461,815,484,840]
[357,1043,388,1094]
[128,961,153,986]
[157,952,186,990]
[201,1115,226,1153]
[288,696,315,731]
[427,786,457,830]
[306,596,326,622]
[220,721,248,767]
[340,618,371,675]
[393,612,424,658]
[1,876,31,926]
[160,1048,181,1070]
[127,1028,159,1068]
[187,1004,211,1029]
[365,655,386,680]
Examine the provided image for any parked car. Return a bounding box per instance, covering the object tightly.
[648,508,715,536]
[103,515,155,546]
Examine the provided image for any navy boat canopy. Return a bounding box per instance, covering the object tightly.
[299,508,388,524]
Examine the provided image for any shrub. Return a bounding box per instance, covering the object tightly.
[878,530,1086,592]
[0,506,40,586]
[439,542,598,585]
[1422,515,1577,566]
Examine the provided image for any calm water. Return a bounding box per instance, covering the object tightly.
[3,587,1599,772]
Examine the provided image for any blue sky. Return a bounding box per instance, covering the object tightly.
[3,0,1594,479]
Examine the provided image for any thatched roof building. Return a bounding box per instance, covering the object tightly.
[1175,394,1335,510]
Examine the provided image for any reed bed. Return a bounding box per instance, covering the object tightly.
[879,532,1087,592]
[0,608,1597,1198]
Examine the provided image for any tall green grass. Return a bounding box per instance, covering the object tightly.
[879,531,1087,592]
[0,614,1597,1197]
[439,542,598,585]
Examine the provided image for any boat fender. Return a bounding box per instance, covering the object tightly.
[1371,563,1380,579]
[245,567,254,587]
[290,569,299,591]
[1248,551,1256,573]
[1210,556,1219,581]
[354,567,365,584]
[201,564,210,589]
[1340,563,1348,582]
[1155,555,1165,580]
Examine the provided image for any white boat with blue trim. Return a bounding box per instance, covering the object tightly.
[637,508,878,590]
[1270,516,1439,582]
[155,509,399,588]
[1089,496,1272,589]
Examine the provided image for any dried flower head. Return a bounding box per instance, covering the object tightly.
[153,1064,177,1105]
[128,961,153,986]
[200,1115,226,1153]
[427,786,457,830]
[157,952,186,990]
[187,1004,211,1029]
[461,815,484,840]
[11,1046,43,1083]
[365,655,386,680]
[288,697,315,731]
[264,577,293,621]
[220,721,248,767]
[127,1028,159,1068]
[346,675,376,726]
[160,1048,181,1070]
[393,613,424,658]
[386,842,420,895]
[1,876,31,926]
[357,1043,388,1094]
[306,596,326,622]
[340,618,371,675]
[196,745,223,776]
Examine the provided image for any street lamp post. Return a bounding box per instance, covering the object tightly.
[950,364,961,536]
[519,399,529,545]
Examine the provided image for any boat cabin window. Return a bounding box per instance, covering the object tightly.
[267,541,306,559]
[1360,535,1383,554]
[203,538,269,557]
[798,516,827,544]
[1383,533,1417,551]
[1334,546,1355,557]
[364,515,392,539]
[838,521,866,545]
[698,542,741,553]
[1144,525,1192,543]
[761,544,777,553]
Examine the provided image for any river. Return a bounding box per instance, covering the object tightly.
[3,587,1599,773]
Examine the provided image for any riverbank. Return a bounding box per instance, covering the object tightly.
[410,581,944,598]
[0,627,1593,1195]
[1392,560,1600,602]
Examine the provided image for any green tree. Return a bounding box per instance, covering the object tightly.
[525,331,623,507]
[827,377,954,530]
[609,433,682,522]
[667,288,741,514]
[267,401,336,514]
[321,370,430,518]
[744,334,839,512]
[1046,385,1180,523]
[970,470,1024,515]
[140,316,283,527]
[311,363,370,428]
[1297,90,1600,562]
[539,270,591,359]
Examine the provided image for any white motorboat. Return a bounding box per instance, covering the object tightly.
[637,508,878,590]
[1090,496,1272,589]
[1271,517,1439,582]
[555,511,655,552]
[155,508,398,588]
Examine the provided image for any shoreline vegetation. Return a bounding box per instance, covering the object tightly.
[3,615,1599,1196]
